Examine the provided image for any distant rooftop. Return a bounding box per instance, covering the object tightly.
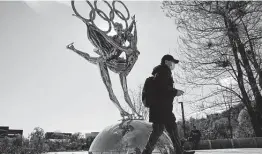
[0,126,23,138]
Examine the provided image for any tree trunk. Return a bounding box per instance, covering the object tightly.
[230,39,262,136]
[228,20,262,137]
[248,110,262,137]
[236,39,262,114]
[232,25,262,137]
[240,18,262,90]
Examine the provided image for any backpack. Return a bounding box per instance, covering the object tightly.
[142,76,157,108]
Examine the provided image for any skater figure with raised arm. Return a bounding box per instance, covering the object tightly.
[67,0,142,119]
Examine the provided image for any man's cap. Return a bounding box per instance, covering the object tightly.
[161,54,179,64]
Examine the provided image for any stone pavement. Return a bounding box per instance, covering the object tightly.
[47,149,262,154]
[195,148,262,154]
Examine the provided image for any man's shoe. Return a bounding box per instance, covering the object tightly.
[183,150,195,154]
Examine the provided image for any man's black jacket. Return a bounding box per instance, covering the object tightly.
[149,64,178,124]
[190,130,201,141]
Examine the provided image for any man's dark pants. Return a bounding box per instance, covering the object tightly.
[192,140,200,150]
[143,115,183,154]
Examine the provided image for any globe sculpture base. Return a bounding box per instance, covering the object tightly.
[89,120,174,154]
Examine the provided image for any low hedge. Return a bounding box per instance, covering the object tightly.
[184,137,262,150]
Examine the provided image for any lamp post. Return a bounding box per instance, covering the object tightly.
[179,102,186,137]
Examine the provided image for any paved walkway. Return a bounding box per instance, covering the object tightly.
[48,149,262,154]
[195,148,262,154]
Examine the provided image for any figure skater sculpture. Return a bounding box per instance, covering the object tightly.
[67,0,142,119]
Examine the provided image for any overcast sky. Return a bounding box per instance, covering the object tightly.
[0,1,207,136]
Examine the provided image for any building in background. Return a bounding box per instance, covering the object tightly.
[0,126,23,139]
[45,132,72,139]
[85,132,99,138]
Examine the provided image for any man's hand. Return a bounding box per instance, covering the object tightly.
[176,89,184,96]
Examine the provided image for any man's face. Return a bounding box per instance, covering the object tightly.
[165,60,176,70]
[170,62,176,70]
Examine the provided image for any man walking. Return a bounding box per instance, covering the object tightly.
[189,125,201,150]
[142,55,194,154]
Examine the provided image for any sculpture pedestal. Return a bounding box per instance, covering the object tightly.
[89,120,174,154]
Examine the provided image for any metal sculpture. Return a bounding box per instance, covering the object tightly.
[67,0,142,119]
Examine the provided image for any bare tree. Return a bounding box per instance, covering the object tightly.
[127,85,149,120]
[221,83,234,138]
[162,1,262,136]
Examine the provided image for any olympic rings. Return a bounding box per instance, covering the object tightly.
[71,0,96,22]
[112,0,130,21]
[91,9,112,33]
[71,0,131,33]
[94,0,114,21]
